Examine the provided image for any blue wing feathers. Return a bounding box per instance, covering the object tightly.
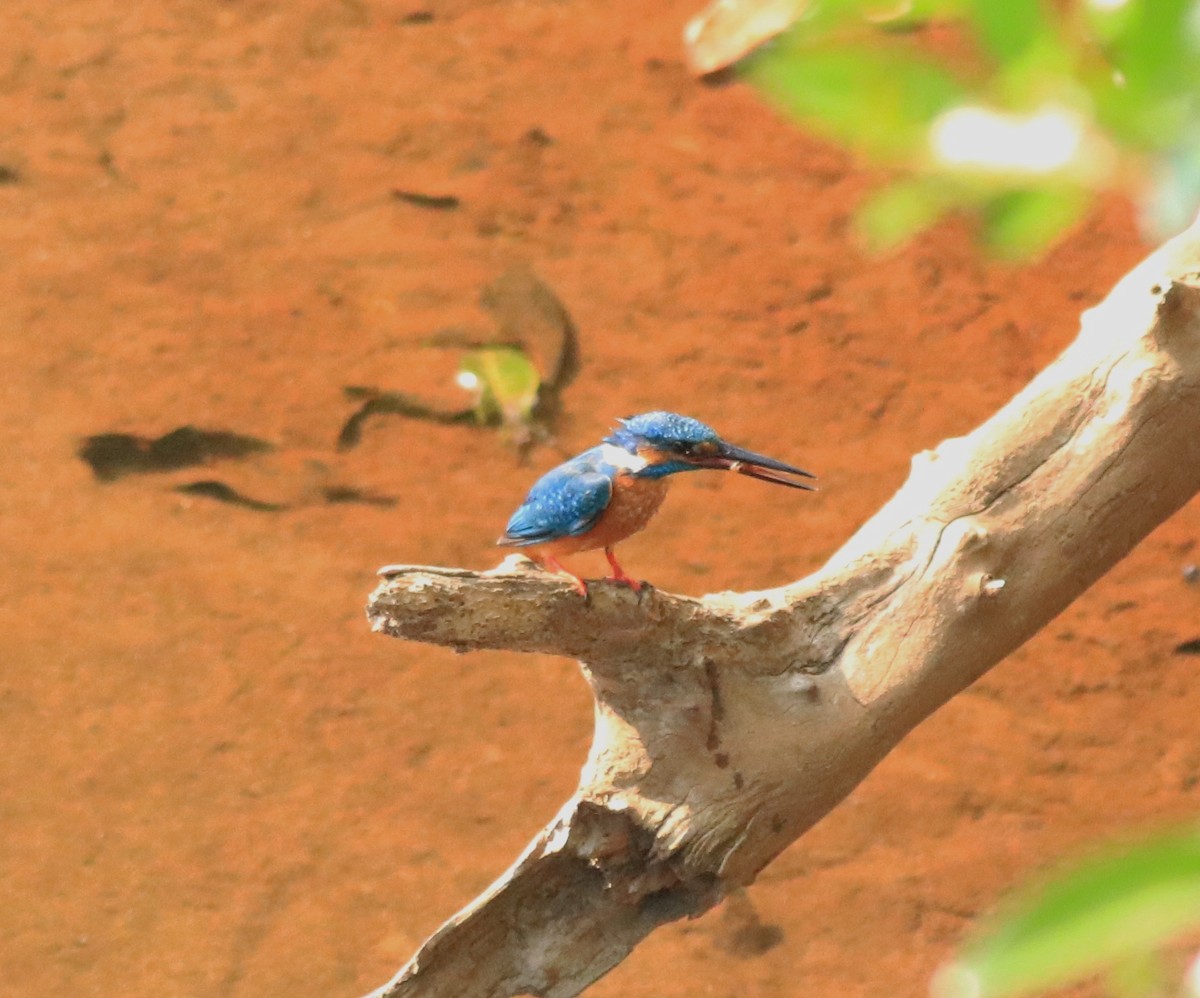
[500,450,614,545]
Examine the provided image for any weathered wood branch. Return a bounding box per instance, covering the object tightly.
[362,218,1200,998]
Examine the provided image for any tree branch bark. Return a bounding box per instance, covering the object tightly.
[361,218,1200,998]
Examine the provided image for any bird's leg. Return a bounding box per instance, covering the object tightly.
[603,547,643,593]
[540,555,590,599]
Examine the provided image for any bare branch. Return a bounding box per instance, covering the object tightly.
[362,219,1200,998]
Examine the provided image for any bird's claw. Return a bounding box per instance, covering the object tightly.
[622,578,653,604]
[604,575,651,603]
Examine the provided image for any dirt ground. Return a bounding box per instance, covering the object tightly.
[3,2,1199,996]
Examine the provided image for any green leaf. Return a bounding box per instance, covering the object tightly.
[1105,949,1166,998]
[1109,0,1196,98]
[1082,0,1138,46]
[1089,0,1200,148]
[743,41,966,158]
[965,0,1049,66]
[793,0,968,37]
[981,186,1088,258]
[888,0,968,21]
[944,825,1200,997]
[457,346,541,428]
[855,179,950,250]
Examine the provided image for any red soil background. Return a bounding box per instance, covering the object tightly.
[3,2,1198,996]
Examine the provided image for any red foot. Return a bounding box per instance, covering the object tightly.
[604,547,643,592]
[542,555,590,598]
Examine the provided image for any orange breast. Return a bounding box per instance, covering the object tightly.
[535,474,668,558]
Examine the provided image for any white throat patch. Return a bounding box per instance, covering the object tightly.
[600,443,649,472]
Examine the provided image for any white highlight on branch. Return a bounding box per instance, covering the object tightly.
[980,576,1006,597]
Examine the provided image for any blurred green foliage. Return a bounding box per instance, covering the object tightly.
[456,346,542,431]
[737,4,1200,993]
[741,0,1200,255]
[935,824,1200,996]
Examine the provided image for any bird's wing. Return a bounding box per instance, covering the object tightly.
[500,459,613,546]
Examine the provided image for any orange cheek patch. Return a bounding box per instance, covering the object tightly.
[636,445,673,464]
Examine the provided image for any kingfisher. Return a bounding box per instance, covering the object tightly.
[498,411,815,595]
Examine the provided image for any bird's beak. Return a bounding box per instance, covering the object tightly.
[694,443,817,490]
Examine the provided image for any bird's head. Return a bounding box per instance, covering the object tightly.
[605,411,816,489]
